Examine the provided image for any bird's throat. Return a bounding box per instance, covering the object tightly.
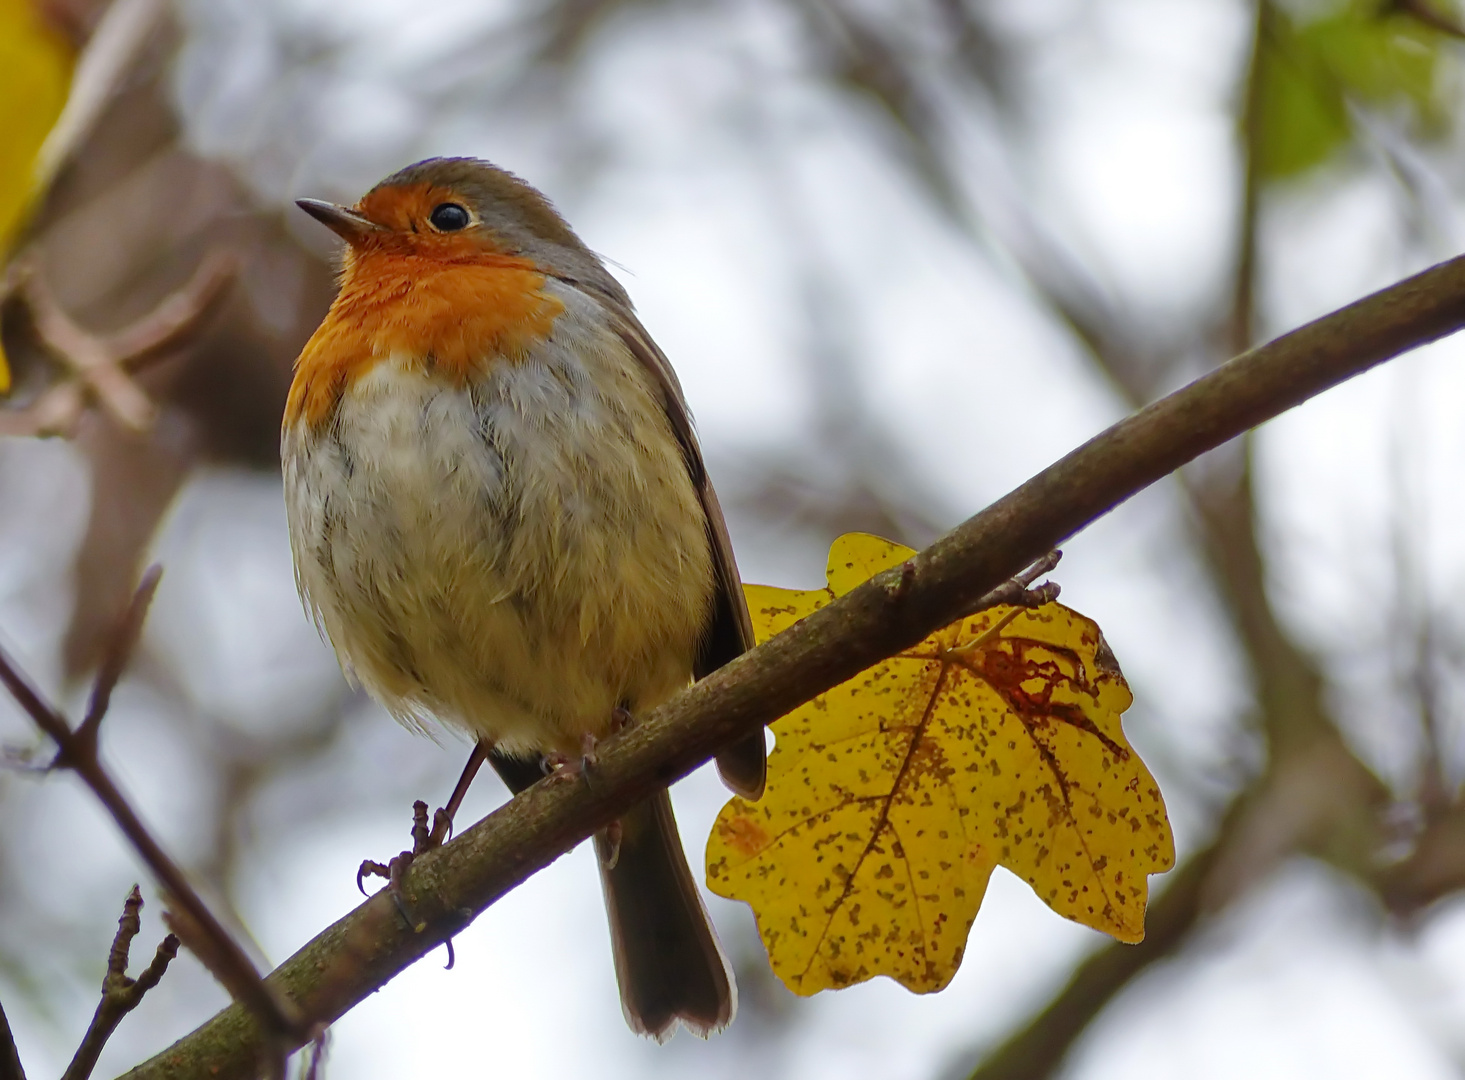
[285,251,566,428]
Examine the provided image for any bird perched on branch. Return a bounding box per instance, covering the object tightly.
[282,157,765,1040]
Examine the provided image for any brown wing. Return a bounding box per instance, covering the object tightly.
[609,309,766,800]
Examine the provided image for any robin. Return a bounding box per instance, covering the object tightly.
[282,157,766,1040]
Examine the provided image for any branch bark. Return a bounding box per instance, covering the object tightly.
[0,571,306,1059]
[0,999,24,1080]
[118,251,1465,1079]
[63,887,179,1080]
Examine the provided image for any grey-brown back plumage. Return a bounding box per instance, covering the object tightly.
[606,312,767,799]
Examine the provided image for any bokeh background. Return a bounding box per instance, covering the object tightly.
[5,0,1465,1076]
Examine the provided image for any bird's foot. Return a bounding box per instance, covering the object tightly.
[544,706,637,787]
[357,799,433,931]
[543,751,578,781]
[356,740,492,961]
[544,730,602,785]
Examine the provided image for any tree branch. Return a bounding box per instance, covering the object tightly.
[0,253,233,438]
[111,251,1465,1079]
[1229,0,1268,358]
[0,999,24,1080]
[1375,799,1465,913]
[0,572,306,1058]
[62,887,180,1080]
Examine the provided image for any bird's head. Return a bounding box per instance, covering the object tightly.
[296,157,624,301]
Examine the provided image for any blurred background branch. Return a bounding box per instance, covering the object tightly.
[0,252,232,438]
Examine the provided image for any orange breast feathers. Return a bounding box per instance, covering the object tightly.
[285,248,566,428]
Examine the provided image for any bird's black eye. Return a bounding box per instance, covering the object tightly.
[429,202,470,231]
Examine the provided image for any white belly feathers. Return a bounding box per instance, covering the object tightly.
[281,283,715,755]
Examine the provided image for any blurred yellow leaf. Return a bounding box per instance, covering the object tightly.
[1256,2,1444,180]
[706,533,1174,996]
[0,0,74,392]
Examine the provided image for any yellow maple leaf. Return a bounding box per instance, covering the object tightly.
[706,533,1175,996]
[0,0,75,394]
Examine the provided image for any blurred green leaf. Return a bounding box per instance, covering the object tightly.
[1256,1,1446,180]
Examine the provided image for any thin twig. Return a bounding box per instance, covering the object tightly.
[20,274,155,431]
[1230,0,1268,358]
[102,256,238,367]
[0,574,305,1052]
[0,254,234,438]
[61,887,180,1080]
[961,550,1062,615]
[73,566,162,759]
[113,247,1465,1080]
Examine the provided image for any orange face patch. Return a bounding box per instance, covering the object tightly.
[353,182,488,258]
[357,182,448,230]
[285,247,565,428]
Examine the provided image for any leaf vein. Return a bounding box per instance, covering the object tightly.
[797,662,952,982]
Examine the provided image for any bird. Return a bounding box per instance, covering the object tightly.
[281,156,766,1041]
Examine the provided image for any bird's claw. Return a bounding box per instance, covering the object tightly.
[355,744,490,966]
[543,749,587,784]
[357,800,438,931]
[357,859,392,896]
[544,730,607,787]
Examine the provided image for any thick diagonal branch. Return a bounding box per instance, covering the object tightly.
[107,250,1465,1079]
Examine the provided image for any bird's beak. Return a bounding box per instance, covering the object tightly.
[295,199,382,245]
